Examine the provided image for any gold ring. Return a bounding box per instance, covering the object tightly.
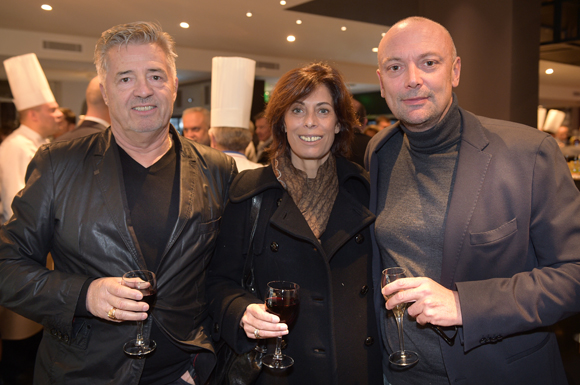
[254,328,260,339]
[107,307,117,320]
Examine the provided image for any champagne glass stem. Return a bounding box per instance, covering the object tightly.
[395,313,405,352]
[273,336,284,361]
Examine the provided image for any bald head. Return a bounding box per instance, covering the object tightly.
[376,16,461,132]
[85,76,110,123]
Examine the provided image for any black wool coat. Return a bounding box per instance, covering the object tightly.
[207,157,382,385]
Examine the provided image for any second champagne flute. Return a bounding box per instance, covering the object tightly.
[382,267,419,367]
[262,281,300,369]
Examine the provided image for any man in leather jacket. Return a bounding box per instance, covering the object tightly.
[0,21,236,384]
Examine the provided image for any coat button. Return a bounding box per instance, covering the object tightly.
[360,285,369,295]
[355,234,364,244]
[365,337,374,346]
[270,242,279,252]
[277,198,282,206]
[214,323,220,333]
[63,335,70,343]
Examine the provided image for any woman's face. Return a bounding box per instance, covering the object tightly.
[284,85,339,177]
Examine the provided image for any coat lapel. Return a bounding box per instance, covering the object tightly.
[91,129,144,267]
[440,109,492,289]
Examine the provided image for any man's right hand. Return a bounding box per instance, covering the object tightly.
[86,277,149,322]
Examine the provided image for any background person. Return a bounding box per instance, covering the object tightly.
[207,62,382,385]
[182,106,211,146]
[253,111,273,164]
[366,16,580,385]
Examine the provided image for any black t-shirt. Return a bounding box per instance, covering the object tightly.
[118,138,191,385]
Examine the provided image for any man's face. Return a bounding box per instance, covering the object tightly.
[36,101,64,138]
[100,43,177,137]
[255,117,272,142]
[377,20,461,132]
[182,111,210,146]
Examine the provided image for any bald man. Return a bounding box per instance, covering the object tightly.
[57,76,111,141]
[366,16,580,384]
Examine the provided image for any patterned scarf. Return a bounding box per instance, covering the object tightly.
[272,153,338,238]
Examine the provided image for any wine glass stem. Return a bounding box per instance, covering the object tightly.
[136,320,145,346]
[273,336,284,360]
[395,314,405,352]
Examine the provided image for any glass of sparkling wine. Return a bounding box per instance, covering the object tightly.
[122,270,157,356]
[382,267,419,366]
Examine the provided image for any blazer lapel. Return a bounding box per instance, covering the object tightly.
[440,109,491,289]
[92,130,144,267]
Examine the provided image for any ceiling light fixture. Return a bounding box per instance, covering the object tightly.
[280,0,286,4]
[180,22,190,29]
[246,11,253,17]
[372,47,379,53]
[341,26,347,31]
[41,4,53,11]
[545,68,554,75]
[287,35,296,42]
[382,32,386,37]
[296,20,302,25]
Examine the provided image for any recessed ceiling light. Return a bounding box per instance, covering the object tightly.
[180,22,190,29]
[545,68,554,75]
[372,47,379,53]
[246,11,253,17]
[280,0,286,4]
[381,32,386,37]
[296,19,302,25]
[41,4,52,11]
[287,35,296,42]
[341,26,347,31]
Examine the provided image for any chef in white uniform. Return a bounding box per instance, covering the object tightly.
[208,56,263,172]
[0,53,62,381]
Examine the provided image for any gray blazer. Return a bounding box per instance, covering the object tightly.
[365,107,580,384]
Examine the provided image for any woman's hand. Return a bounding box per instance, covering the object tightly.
[240,303,289,339]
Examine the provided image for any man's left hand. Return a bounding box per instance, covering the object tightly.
[382,277,462,326]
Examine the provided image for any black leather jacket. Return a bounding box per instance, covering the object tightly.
[0,127,237,384]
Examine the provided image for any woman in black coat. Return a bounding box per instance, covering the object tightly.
[207,62,382,384]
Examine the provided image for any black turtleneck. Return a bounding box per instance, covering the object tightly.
[375,95,462,385]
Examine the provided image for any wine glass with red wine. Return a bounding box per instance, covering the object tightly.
[262,281,300,369]
[122,270,157,356]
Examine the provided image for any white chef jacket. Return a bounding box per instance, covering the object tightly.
[0,124,49,223]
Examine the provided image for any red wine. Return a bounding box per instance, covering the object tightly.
[266,296,299,325]
[140,289,157,313]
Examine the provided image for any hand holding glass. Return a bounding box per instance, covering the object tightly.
[122,270,157,356]
[382,267,419,366]
[262,281,300,369]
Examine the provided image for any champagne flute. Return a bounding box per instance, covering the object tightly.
[382,267,419,366]
[262,281,300,369]
[122,270,157,356]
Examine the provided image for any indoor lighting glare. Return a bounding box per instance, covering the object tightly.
[246,11,253,17]
[382,32,386,37]
[545,68,554,75]
[372,47,379,53]
[280,0,286,4]
[180,22,190,29]
[287,35,296,42]
[341,26,347,31]
[41,4,52,11]
[296,19,302,25]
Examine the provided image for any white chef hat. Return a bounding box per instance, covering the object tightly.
[3,53,56,111]
[211,57,256,129]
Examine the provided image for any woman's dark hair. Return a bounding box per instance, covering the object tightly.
[265,62,358,160]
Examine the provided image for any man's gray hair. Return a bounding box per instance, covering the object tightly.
[94,21,177,82]
[209,127,252,152]
[183,107,210,127]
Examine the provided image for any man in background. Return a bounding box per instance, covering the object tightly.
[253,111,273,164]
[53,107,76,139]
[57,76,110,141]
[182,106,211,146]
[349,98,371,168]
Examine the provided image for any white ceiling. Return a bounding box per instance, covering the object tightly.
[1,1,580,106]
